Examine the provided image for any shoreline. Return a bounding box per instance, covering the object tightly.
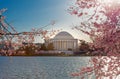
[0,55,96,57]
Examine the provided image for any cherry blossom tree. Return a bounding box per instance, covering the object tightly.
[69,0,120,79]
[0,8,59,56]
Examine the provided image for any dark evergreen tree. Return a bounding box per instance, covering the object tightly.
[79,40,89,54]
[47,43,54,50]
[40,44,47,50]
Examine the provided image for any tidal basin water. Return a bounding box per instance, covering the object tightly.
[0,57,90,79]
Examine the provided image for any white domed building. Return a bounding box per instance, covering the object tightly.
[45,31,78,51]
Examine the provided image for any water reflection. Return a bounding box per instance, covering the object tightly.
[0,57,90,79]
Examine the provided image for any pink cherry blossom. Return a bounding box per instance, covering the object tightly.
[69,0,120,79]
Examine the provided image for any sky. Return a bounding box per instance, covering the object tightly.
[0,0,90,43]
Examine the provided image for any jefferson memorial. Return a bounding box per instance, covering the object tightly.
[45,31,78,51]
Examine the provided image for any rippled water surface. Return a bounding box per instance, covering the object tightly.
[0,57,90,79]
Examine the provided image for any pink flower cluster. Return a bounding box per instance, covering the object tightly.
[69,0,120,79]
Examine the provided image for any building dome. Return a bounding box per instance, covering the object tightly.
[46,31,78,51]
[54,31,74,39]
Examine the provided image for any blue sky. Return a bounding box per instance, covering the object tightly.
[0,0,68,31]
[0,0,90,42]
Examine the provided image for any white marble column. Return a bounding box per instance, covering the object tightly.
[67,40,69,50]
[60,40,62,50]
[56,41,58,50]
[63,40,66,50]
[67,40,69,49]
[58,41,60,50]
[59,40,61,49]
[65,40,67,50]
